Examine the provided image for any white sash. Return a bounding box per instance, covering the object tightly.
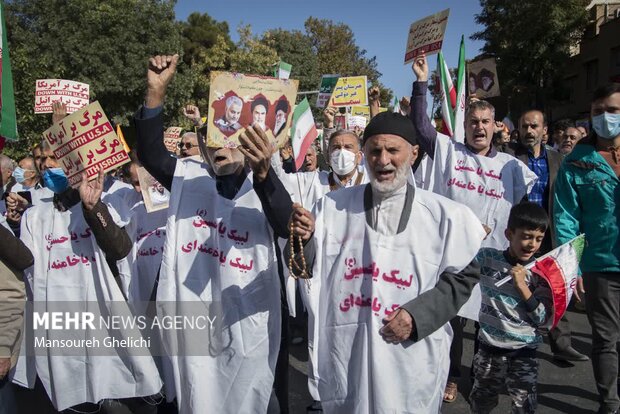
[13,193,162,411]
[157,159,281,414]
[311,185,485,413]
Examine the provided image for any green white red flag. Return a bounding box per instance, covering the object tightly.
[0,1,17,142]
[453,36,466,142]
[437,51,455,137]
[495,234,586,329]
[291,98,318,171]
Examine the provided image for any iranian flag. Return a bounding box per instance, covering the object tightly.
[291,98,318,171]
[437,51,455,137]
[275,61,292,80]
[495,234,586,329]
[391,95,400,114]
[0,1,18,142]
[531,234,585,329]
[453,36,466,143]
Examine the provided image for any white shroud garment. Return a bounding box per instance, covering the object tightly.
[310,184,485,413]
[117,200,168,310]
[429,134,537,250]
[13,193,162,411]
[157,158,281,414]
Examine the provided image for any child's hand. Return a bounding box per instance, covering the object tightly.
[510,264,528,287]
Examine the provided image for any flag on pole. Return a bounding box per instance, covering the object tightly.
[453,36,466,142]
[437,51,455,137]
[291,98,318,171]
[274,61,292,80]
[530,234,585,329]
[495,234,585,329]
[391,95,400,114]
[0,1,18,141]
[116,124,130,153]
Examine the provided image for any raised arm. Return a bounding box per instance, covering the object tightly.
[135,54,179,191]
[409,53,438,158]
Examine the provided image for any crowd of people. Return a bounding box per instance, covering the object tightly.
[0,50,619,414]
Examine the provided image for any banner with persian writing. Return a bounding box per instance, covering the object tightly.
[42,101,129,187]
[35,79,90,114]
[404,9,450,64]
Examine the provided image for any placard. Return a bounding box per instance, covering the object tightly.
[467,58,501,98]
[35,79,90,114]
[404,9,450,64]
[137,167,169,212]
[316,74,340,108]
[206,71,299,148]
[42,101,129,187]
[163,127,183,155]
[329,76,368,107]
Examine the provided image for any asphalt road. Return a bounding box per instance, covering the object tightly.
[287,304,600,413]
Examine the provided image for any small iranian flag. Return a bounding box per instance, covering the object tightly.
[453,36,466,143]
[531,235,585,329]
[275,61,292,80]
[0,1,18,141]
[291,98,318,171]
[437,51,455,137]
[495,234,586,329]
[391,96,401,114]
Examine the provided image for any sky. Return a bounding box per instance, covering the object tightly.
[175,0,486,102]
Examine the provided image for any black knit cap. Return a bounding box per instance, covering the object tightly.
[362,111,418,147]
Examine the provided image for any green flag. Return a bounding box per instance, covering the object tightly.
[0,1,18,141]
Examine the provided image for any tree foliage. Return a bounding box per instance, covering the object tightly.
[5,0,193,157]
[472,0,589,112]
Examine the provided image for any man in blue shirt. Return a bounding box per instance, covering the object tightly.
[514,110,588,363]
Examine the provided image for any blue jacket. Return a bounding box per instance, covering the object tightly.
[553,144,620,273]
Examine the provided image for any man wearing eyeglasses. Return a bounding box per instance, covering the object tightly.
[178,131,200,158]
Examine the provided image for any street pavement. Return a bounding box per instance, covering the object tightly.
[288,304,600,413]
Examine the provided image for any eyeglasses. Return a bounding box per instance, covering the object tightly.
[178,142,199,150]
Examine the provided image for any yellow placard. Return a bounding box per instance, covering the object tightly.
[351,105,370,120]
[42,101,129,187]
[329,76,368,107]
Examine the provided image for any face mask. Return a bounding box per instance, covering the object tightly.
[330,149,357,176]
[42,168,69,193]
[12,167,31,184]
[592,112,620,140]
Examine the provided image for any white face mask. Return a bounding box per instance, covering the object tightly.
[330,149,357,176]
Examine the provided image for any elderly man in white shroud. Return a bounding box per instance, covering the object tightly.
[286,112,486,413]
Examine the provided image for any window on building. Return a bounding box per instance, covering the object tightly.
[585,59,599,91]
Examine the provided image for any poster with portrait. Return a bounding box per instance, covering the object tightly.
[206,71,299,148]
[137,167,169,212]
[404,9,450,64]
[41,101,129,187]
[467,58,501,98]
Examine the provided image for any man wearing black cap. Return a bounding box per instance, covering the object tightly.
[282,112,485,413]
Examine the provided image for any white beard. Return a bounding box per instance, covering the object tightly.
[369,160,410,197]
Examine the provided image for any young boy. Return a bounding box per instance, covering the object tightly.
[470,202,553,414]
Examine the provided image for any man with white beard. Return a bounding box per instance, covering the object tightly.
[283,112,485,413]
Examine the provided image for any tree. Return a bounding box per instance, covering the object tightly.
[303,17,392,110]
[262,29,319,94]
[5,0,193,157]
[229,25,278,76]
[472,0,589,112]
[180,12,234,67]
